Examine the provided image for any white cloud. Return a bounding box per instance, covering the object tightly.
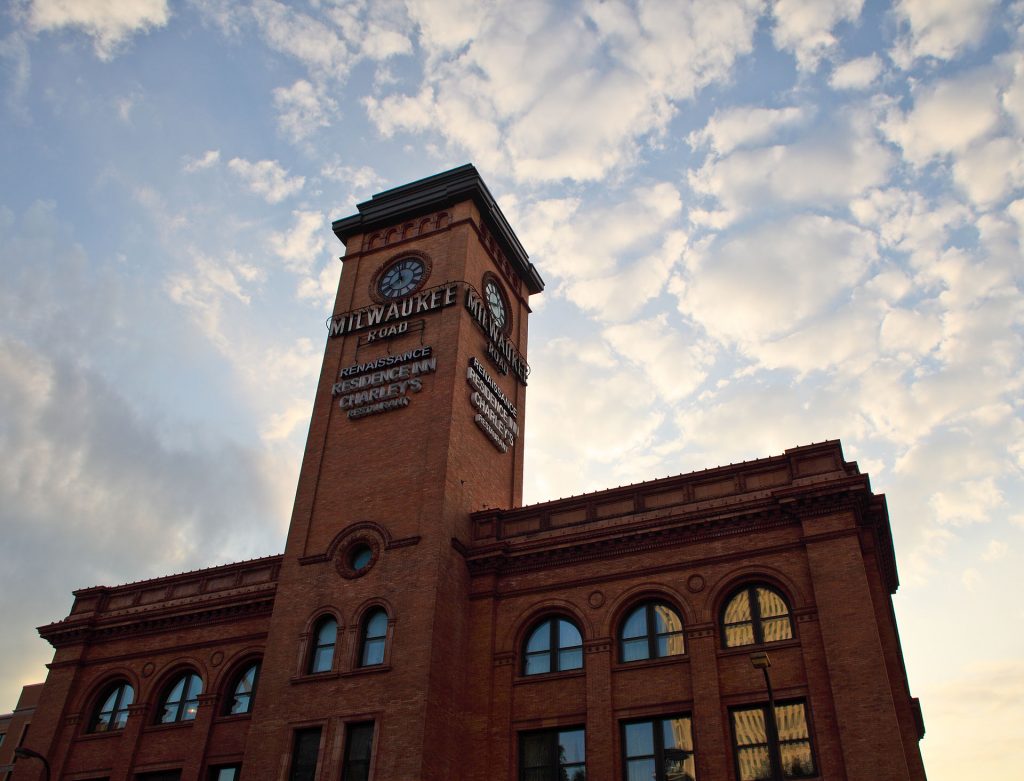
[961,566,982,591]
[297,260,339,310]
[891,0,998,66]
[227,157,305,203]
[981,539,1008,561]
[931,477,1004,525]
[603,316,713,402]
[183,149,221,173]
[671,214,877,346]
[688,105,810,155]
[250,0,352,79]
[879,307,943,356]
[269,210,325,273]
[771,0,864,71]
[28,0,169,60]
[689,109,893,221]
[829,54,883,90]
[368,0,764,182]
[881,68,1001,166]
[273,79,338,142]
[952,135,1024,207]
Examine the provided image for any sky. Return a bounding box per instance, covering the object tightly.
[0,0,1021,776]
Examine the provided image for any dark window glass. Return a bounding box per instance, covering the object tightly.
[722,586,793,648]
[520,727,585,781]
[159,672,202,724]
[135,772,182,781]
[620,602,685,662]
[731,701,816,780]
[360,610,388,667]
[226,662,259,715]
[90,681,135,732]
[309,616,337,674]
[289,727,322,781]
[523,618,583,675]
[622,716,696,781]
[341,722,375,781]
[209,766,240,781]
[350,545,372,572]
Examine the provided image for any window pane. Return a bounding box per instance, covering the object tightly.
[558,648,582,671]
[522,733,552,768]
[317,619,337,646]
[623,721,654,758]
[526,624,551,653]
[311,647,333,673]
[626,758,656,781]
[757,588,789,618]
[622,607,647,639]
[98,689,119,716]
[657,632,686,657]
[289,727,321,781]
[725,623,754,648]
[565,765,586,781]
[558,620,582,648]
[732,708,767,747]
[774,703,809,742]
[558,729,585,764]
[662,717,693,752]
[737,746,772,781]
[211,767,239,781]
[652,604,682,634]
[724,591,752,624]
[761,617,793,643]
[362,638,385,667]
[343,722,374,781]
[525,652,550,675]
[621,637,649,662]
[365,610,387,638]
[780,741,816,778]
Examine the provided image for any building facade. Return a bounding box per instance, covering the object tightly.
[9,166,925,781]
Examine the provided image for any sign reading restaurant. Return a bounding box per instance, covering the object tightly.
[332,347,437,419]
[467,357,518,453]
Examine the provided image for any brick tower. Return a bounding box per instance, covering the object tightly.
[241,166,544,781]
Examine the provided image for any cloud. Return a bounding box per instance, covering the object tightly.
[183,149,221,172]
[771,0,864,71]
[369,0,764,182]
[671,214,877,347]
[27,0,170,60]
[688,105,810,156]
[273,79,338,142]
[981,539,1008,561]
[891,0,998,66]
[227,157,305,203]
[602,316,713,402]
[689,108,893,221]
[250,0,352,79]
[951,135,1024,207]
[881,67,1001,166]
[269,210,325,273]
[829,54,883,90]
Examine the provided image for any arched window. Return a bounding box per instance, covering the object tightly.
[308,616,338,674]
[89,681,134,732]
[523,617,583,675]
[158,671,202,723]
[721,584,794,648]
[226,661,260,715]
[359,609,388,667]
[620,601,686,662]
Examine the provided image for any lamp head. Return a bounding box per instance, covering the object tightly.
[750,651,771,670]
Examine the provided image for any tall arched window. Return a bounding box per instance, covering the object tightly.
[620,601,686,662]
[359,609,388,667]
[226,661,260,715]
[721,584,793,648]
[308,616,338,674]
[158,671,202,723]
[89,681,134,732]
[523,617,583,675]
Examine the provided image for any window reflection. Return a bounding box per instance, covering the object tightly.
[722,585,793,648]
[520,727,585,781]
[159,672,202,724]
[523,617,584,675]
[622,716,696,781]
[731,700,815,780]
[90,681,134,732]
[360,609,388,667]
[620,602,685,662]
[309,616,338,674]
[227,662,259,715]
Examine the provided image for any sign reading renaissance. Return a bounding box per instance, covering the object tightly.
[467,357,518,453]
[333,347,437,419]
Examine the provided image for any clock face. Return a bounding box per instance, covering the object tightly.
[378,257,426,298]
[484,279,507,330]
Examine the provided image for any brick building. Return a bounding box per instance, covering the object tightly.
[8,166,926,781]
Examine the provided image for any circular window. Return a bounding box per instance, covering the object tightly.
[350,544,373,572]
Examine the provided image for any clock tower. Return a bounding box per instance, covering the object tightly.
[242,166,543,780]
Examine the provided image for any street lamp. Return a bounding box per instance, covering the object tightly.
[13,747,51,781]
[750,652,783,781]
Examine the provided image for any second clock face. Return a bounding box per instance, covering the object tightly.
[378,257,426,298]
[484,279,507,330]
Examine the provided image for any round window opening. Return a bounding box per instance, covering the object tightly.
[350,544,373,572]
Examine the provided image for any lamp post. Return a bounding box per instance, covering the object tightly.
[13,747,51,781]
[750,652,783,781]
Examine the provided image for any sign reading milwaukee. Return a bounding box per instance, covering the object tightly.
[464,287,530,385]
[327,282,459,338]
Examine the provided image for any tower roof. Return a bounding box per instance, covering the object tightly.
[332,164,545,294]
